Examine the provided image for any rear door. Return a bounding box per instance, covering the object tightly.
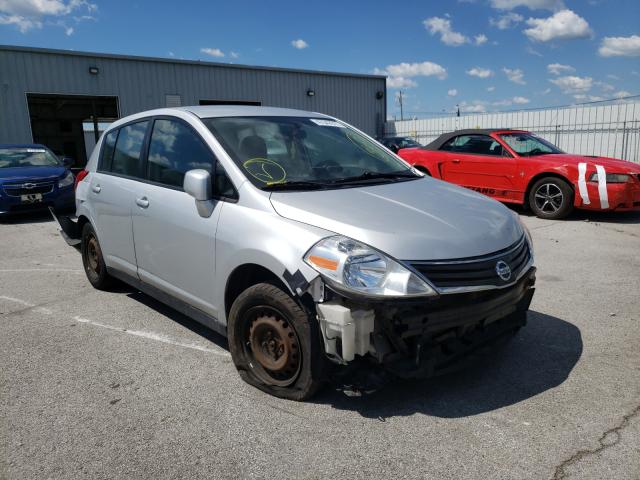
[90,120,149,277]
[131,117,235,318]
[439,134,518,202]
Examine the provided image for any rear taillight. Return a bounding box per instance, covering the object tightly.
[74,169,89,191]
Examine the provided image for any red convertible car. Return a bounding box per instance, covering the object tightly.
[398,129,640,219]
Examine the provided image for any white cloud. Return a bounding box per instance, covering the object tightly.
[467,67,494,78]
[550,75,593,93]
[459,101,488,113]
[598,35,640,57]
[387,76,418,88]
[614,90,632,99]
[490,12,523,29]
[200,48,225,58]
[606,74,620,81]
[378,61,448,80]
[524,9,592,42]
[448,88,458,96]
[474,34,488,46]
[512,96,531,104]
[291,39,309,49]
[423,16,468,46]
[573,94,604,102]
[230,51,239,59]
[490,0,564,10]
[0,0,96,33]
[375,61,447,89]
[487,86,496,92]
[547,63,574,75]
[526,46,543,56]
[503,67,526,84]
[596,81,615,92]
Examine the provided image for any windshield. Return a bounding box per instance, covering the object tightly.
[499,133,563,157]
[203,116,417,189]
[0,147,61,168]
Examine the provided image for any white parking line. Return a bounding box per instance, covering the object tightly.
[73,316,230,356]
[0,295,53,314]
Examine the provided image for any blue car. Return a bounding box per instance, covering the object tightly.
[0,144,75,217]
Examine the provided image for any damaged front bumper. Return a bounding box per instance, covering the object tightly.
[315,267,536,379]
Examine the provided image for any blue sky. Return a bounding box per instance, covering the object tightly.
[1,0,639,119]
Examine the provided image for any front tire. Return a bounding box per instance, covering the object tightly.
[81,223,115,290]
[227,283,327,401]
[528,177,574,220]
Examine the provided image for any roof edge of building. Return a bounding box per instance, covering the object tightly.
[0,44,387,81]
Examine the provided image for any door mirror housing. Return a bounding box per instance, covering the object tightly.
[61,157,74,167]
[184,169,212,201]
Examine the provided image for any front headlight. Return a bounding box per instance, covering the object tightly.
[58,171,74,188]
[589,173,630,183]
[304,235,437,297]
[512,210,534,258]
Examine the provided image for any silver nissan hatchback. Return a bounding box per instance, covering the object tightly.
[54,106,535,400]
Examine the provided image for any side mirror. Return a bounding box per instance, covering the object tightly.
[62,157,74,167]
[390,144,399,153]
[184,169,212,201]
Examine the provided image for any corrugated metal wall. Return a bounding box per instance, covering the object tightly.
[0,46,386,142]
[386,101,640,163]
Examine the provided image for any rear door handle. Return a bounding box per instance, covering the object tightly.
[92,184,101,193]
[451,159,461,164]
[135,196,149,208]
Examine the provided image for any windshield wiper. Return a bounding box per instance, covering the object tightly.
[330,170,418,184]
[262,180,330,191]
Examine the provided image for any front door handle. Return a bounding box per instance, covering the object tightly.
[451,159,461,164]
[135,197,149,208]
[92,184,101,193]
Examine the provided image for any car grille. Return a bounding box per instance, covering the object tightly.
[409,236,532,290]
[3,181,54,196]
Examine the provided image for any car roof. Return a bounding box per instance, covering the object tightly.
[0,143,48,149]
[176,105,331,119]
[422,129,527,150]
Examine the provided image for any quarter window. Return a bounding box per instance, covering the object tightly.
[111,121,148,177]
[100,129,118,171]
[147,119,214,188]
[441,134,505,156]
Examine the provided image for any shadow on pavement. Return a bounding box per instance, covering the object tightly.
[0,210,54,224]
[512,204,640,224]
[314,311,582,419]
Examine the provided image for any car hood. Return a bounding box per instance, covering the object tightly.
[0,165,66,183]
[269,177,523,260]
[538,154,640,173]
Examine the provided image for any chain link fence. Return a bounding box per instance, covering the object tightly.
[385,98,640,163]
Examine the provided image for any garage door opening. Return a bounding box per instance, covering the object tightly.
[27,94,119,169]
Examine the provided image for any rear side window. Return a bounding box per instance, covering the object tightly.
[111,121,149,177]
[100,129,118,171]
[440,134,504,156]
[147,119,214,188]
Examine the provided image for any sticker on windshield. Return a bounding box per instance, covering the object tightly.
[309,119,345,128]
[242,158,287,184]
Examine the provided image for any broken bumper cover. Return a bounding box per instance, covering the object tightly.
[317,266,536,379]
[48,207,81,247]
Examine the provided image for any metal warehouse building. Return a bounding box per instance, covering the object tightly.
[0,45,386,167]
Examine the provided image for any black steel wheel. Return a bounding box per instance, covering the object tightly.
[228,283,328,400]
[81,223,114,290]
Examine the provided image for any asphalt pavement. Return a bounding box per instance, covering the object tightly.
[1,208,639,479]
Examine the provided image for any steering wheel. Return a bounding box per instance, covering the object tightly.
[529,148,543,156]
[313,160,343,176]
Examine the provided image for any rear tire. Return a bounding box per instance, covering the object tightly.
[414,165,432,176]
[81,223,115,290]
[227,283,327,401]
[528,177,574,220]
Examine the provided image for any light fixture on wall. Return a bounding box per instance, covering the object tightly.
[376,91,384,100]
[306,89,315,97]
[88,66,99,75]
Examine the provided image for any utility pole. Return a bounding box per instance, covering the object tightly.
[456,104,460,117]
[398,90,404,121]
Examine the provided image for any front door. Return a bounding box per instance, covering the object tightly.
[131,118,225,318]
[439,134,518,202]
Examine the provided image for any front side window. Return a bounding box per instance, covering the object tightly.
[440,134,504,156]
[0,147,61,169]
[499,133,563,157]
[111,121,148,177]
[147,119,214,188]
[203,116,417,190]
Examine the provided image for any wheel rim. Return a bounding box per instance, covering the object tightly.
[534,183,564,214]
[86,235,101,275]
[244,307,301,387]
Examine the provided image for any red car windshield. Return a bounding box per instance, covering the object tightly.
[499,133,563,157]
